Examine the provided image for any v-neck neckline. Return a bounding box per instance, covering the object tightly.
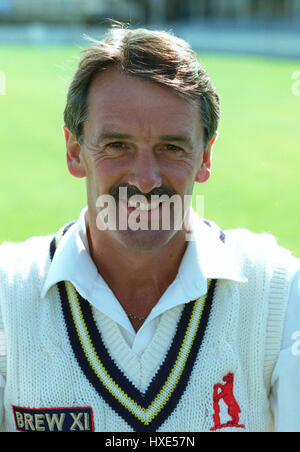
[93,304,184,392]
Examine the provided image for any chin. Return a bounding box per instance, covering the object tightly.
[112,229,180,253]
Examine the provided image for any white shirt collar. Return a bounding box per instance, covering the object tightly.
[41,207,247,332]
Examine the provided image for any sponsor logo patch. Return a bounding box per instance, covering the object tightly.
[12,406,94,432]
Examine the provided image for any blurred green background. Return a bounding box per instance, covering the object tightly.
[0,46,299,257]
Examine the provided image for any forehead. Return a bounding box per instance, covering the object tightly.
[85,70,202,138]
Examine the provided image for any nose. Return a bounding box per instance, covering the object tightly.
[127,147,162,194]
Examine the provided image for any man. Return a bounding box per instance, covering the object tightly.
[0,27,299,433]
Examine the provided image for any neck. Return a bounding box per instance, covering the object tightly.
[86,216,187,323]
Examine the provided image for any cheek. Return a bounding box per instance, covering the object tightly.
[88,159,129,196]
[160,160,199,194]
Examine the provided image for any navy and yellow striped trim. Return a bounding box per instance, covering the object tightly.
[50,223,216,432]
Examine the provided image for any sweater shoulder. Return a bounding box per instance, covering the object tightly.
[225,227,280,248]
[224,228,294,266]
[0,235,54,286]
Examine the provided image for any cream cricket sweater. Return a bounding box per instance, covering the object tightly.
[0,223,292,432]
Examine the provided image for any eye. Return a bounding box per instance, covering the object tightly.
[163,144,184,154]
[104,142,132,155]
[106,142,128,150]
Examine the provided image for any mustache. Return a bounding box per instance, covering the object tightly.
[109,184,177,202]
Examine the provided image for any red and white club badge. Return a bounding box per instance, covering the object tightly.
[210,372,245,431]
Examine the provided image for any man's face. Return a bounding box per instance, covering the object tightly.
[66,69,212,252]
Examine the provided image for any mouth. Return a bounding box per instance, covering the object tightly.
[127,199,161,212]
[110,186,176,209]
[117,197,166,219]
[109,186,179,232]
[108,192,185,235]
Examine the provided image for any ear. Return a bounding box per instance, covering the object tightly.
[195,134,217,184]
[63,126,86,178]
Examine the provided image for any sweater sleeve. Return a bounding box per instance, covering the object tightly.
[270,262,300,432]
[0,245,7,431]
[0,305,6,431]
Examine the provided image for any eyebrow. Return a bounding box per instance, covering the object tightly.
[158,134,193,149]
[96,132,132,143]
[95,132,193,149]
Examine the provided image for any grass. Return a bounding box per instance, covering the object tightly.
[196,54,300,257]
[0,46,299,257]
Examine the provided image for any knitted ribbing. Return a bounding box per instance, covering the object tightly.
[264,260,290,389]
